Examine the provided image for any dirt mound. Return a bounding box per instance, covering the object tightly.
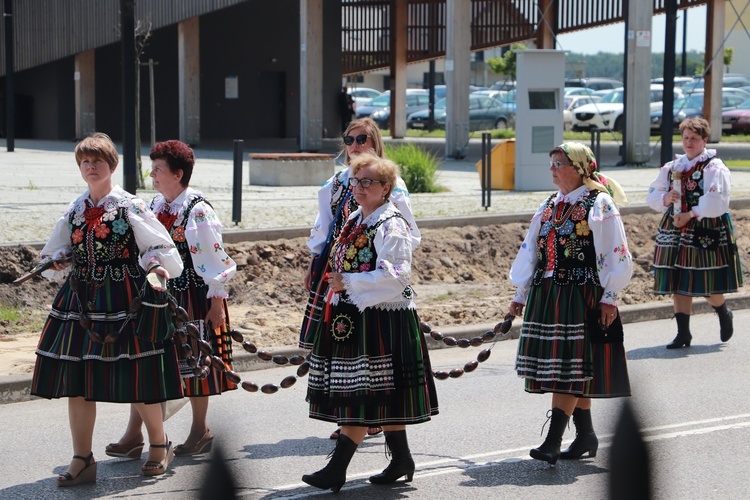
[2,210,749,367]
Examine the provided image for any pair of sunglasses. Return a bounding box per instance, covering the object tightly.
[343,134,368,146]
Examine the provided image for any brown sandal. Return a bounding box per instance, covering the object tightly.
[174,429,213,456]
[141,437,174,477]
[57,453,97,487]
[105,435,144,459]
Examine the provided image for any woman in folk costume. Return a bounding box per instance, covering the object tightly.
[105,140,237,459]
[300,117,421,440]
[302,153,438,492]
[508,142,633,465]
[647,117,742,348]
[31,132,184,484]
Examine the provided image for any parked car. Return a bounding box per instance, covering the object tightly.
[564,95,601,131]
[722,98,750,134]
[347,87,381,108]
[565,77,623,91]
[681,74,750,94]
[651,76,695,88]
[650,88,750,133]
[406,94,512,131]
[564,87,599,97]
[572,84,674,132]
[488,80,516,91]
[368,89,430,128]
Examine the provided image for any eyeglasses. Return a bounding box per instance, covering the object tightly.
[350,177,383,188]
[343,134,368,146]
[550,160,573,170]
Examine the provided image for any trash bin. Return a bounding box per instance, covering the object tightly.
[475,138,515,190]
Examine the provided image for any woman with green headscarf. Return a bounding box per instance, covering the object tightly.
[507,142,633,465]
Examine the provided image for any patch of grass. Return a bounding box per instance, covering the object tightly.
[724,159,750,169]
[432,291,453,301]
[26,180,38,190]
[385,143,446,193]
[0,305,22,322]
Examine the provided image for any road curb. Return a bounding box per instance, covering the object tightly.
[3,295,747,404]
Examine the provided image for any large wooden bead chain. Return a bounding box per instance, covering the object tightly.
[235,312,516,395]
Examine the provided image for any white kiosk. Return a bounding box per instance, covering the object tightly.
[514,50,566,191]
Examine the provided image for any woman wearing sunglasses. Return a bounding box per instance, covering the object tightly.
[300,117,421,441]
[302,152,438,492]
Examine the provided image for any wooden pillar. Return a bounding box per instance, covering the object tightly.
[445,0,471,158]
[389,0,407,138]
[74,50,95,139]
[178,17,200,145]
[536,0,556,49]
[704,0,725,143]
[300,0,324,151]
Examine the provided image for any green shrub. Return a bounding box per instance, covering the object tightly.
[385,143,444,193]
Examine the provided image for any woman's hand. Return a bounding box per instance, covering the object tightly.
[147,265,170,291]
[205,297,226,331]
[327,272,345,292]
[51,260,71,271]
[599,302,618,328]
[663,189,680,207]
[509,301,524,317]
[672,211,692,228]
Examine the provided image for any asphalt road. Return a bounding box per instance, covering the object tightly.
[1,309,748,499]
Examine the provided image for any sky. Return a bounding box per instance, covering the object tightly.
[556,5,707,55]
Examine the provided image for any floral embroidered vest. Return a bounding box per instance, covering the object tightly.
[667,158,711,214]
[329,170,359,242]
[68,199,142,283]
[155,195,211,293]
[331,212,407,303]
[532,191,600,287]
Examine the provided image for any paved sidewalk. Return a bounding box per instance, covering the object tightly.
[2,138,750,245]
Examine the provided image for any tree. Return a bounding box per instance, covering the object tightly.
[487,43,526,81]
[724,46,734,73]
[133,20,153,190]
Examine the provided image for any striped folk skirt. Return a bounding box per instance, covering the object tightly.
[31,275,184,403]
[515,278,631,398]
[171,284,236,397]
[653,212,743,296]
[307,300,439,426]
[299,255,330,350]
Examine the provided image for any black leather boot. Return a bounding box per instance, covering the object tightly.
[369,430,415,484]
[530,408,569,465]
[666,313,692,349]
[560,407,598,459]
[713,302,734,342]
[302,434,358,493]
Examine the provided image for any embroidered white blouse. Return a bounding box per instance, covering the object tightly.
[337,202,416,313]
[646,148,731,220]
[307,167,421,255]
[40,185,183,280]
[509,185,633,306]
[150,187,236,299]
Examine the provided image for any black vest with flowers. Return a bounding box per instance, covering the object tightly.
[329,170,359,242]
[532,191,600,287]
[152,195,211,293]
[331,212,407,303]
[68,199,142,283]
[667,158,711,214]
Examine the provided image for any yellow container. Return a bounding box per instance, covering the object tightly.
[475,138,515,190]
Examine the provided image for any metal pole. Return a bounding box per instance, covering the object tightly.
[121,0,137,193]
[481,133,487,207]
[4,0,14,152]
[485,132,491,209]
[232,139,243,224]
[149,59,156,147]
[681,8,688,76]
[661,0,677,166]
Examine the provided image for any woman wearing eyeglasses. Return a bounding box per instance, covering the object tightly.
[302,152,438,493]
[300,117,421,441]
[507,143,633,465]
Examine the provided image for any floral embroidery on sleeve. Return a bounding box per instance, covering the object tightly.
[613,243,630,263]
